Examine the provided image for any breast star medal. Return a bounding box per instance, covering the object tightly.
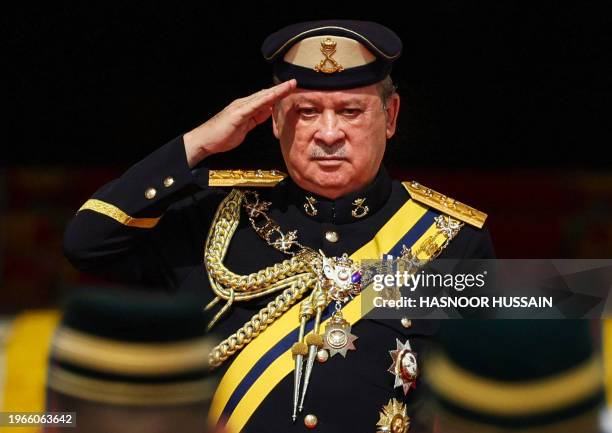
[388,339,418,395]
[376,398,410,433]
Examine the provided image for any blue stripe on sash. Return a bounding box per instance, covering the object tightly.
[386,209,439,258]
[223,302,335,417]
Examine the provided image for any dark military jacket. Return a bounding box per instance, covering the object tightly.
[63,136,495,433]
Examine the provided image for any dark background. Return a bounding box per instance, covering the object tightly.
[3,2,612,311]
[7,2,611,167]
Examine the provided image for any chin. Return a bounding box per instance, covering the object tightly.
[290,164,359,197]
[315,178,348,191]
[309,170,352,195]
[318,166,349,181]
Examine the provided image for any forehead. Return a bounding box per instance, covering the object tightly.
[284,83,380,105]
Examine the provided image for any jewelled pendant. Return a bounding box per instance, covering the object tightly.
[320,252,362,302]
[322,311,357,357]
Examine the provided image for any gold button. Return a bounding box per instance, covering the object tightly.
[401,317,412,328]
[325,231,339,243]
[304,414,318,429]
[163,176,174,188]
[144,187,157,200]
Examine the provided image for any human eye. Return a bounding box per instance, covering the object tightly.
[340,107,363,118]
[296,106,319,118]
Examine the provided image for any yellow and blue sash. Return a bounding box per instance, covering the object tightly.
[209,195,455,433]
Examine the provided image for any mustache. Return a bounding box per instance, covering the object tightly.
[310,144,347,159]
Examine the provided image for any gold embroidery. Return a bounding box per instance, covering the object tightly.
[208,169,286,187]
[351,197,369,218]
[403,181,487,228]
[78,199,161,229]
[304,196,318,216]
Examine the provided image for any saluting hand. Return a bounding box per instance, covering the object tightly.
[183,79,297,168]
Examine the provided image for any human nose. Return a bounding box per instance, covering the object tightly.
[313,110,345,146]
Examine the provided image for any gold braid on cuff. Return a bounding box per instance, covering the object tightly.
[78,199,161,229]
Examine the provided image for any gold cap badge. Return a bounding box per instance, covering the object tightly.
[314,38,344,74]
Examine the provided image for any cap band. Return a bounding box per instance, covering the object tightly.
[48,366,216,406]
[52,327,214,376]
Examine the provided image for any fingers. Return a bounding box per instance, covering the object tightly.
[246,79,297,104]
[267,79,297,102]
[244,106,273,133]
[235,79,297,120]
[251,106,273,126]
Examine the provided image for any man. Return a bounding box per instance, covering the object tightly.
[64,20,494,433]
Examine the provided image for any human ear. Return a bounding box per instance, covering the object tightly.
[385,94,400,139]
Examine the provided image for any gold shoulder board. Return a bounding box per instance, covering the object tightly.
[208,169,287,188]
[403,181,488,228]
